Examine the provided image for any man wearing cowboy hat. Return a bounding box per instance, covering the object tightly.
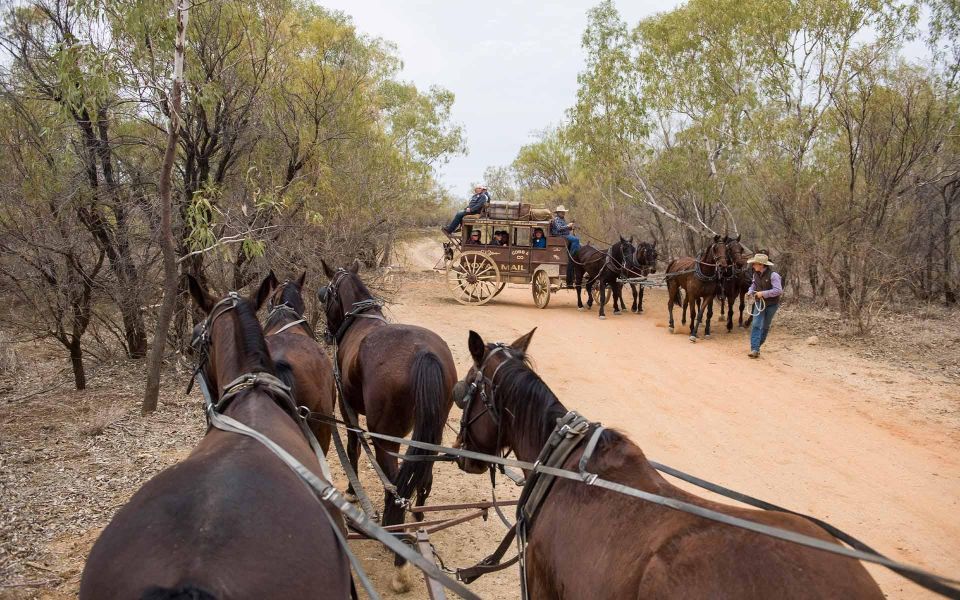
[746,252,782,358]
[443,184,490,234]
[550,205,580,285]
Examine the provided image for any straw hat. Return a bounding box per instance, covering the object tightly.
[746,253,774,266]
[554,205,568,213]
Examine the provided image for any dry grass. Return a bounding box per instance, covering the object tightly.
[777,300,960,378]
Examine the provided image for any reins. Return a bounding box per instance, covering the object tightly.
[300,409,960,598]
[189,290,481,600]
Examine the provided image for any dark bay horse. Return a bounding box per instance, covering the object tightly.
[572,237,634,319]
[80,274,351,600]
[263,272,336,453]
[665,235,729,341]
[623,239,659,313]
[720,235,752,331]
[455,329,885,599]
[318,259,456,593]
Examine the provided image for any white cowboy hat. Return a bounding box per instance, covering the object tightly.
[746,253,774,266]
[554,205,568,213]
[475,184,487,190]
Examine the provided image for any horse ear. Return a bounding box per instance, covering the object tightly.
[320,259,335,279]
[349,259,361,274]
[251,272,277,311]
[510,328,536,354]
[187,274,215,314]
[468,330,485,365]
[297,271,307,288]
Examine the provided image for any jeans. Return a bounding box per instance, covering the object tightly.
[750,302,780,352]
[446,209,478,232]
[564,235,581,254]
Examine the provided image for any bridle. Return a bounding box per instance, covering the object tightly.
[317,268,385,344]
[266,280,310,336]
[454,344,522,466]
[187,292,297,420]
[694,241,728,282]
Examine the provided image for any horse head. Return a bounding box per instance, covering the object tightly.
[187,272,277,397]
[454,328,537,474]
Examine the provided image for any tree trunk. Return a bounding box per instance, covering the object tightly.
[945,184,957,305]
[69,338,86,391]
[143,0,189,415]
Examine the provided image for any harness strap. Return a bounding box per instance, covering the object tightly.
[272,318,308,336]
[456,523,520,583]
[197,377,480,600]
[300,414,960,595]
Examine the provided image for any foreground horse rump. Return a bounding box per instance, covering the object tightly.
[79,275,351,600]
[454,328,884,599]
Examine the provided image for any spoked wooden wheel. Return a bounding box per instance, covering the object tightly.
[532,270,551,308]
[492,281,507,298]
[446,251,502,305]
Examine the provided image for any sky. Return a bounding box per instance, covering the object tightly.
[319,1,681,198]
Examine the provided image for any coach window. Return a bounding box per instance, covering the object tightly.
[513,226,531,247]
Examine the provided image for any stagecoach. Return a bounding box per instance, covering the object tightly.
[442,212,569,308]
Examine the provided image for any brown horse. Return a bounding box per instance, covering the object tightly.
[263,272,336,453]
[624,239,659,313]
[721,235,753,332]
[318,259,456,593]
[665,235,729,341]
[454,329,885,599]
[80,274,351,600]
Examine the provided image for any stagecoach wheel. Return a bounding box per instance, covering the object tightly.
[492,281,507,298]
[445,251,501,305]
[532,270,551,309]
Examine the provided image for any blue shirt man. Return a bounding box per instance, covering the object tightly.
[549,205,580,254]
[443,185,490,234]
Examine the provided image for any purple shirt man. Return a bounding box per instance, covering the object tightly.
[747,270,782,299]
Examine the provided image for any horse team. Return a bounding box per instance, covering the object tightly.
[79,258,886,599]
[569,233,754,343]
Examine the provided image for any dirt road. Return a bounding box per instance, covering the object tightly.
[372,236,960,599]
[4,236,958,600]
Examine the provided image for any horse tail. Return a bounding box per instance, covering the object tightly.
[274,359,298,406]
[385,350,445,525]
[141,586,217,600]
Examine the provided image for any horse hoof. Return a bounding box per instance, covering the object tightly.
[705,334,711,339]
[599,315,606,320]
[613,310,622,315]
[639,309,644,313]
[668,327,674,333]
[689,336,697,342]
[391,563,413,593]
[578,307,584,311]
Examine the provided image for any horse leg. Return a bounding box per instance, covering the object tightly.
[373,441,413,593]
[575,268,584,310]
[631,283,639,313]
[598,283,607,319]
[344,429,361,500]
[691,295,707,341]
[667,283,676,333]
[638,286,645,313]
[705,294,715,338]
[413,471,433,523]
[586,279,594,309]
[726,290,734,332]
[612,282,622,315]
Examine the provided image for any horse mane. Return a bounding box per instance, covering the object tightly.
[234,298,275,374]
[325,270,381,334]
